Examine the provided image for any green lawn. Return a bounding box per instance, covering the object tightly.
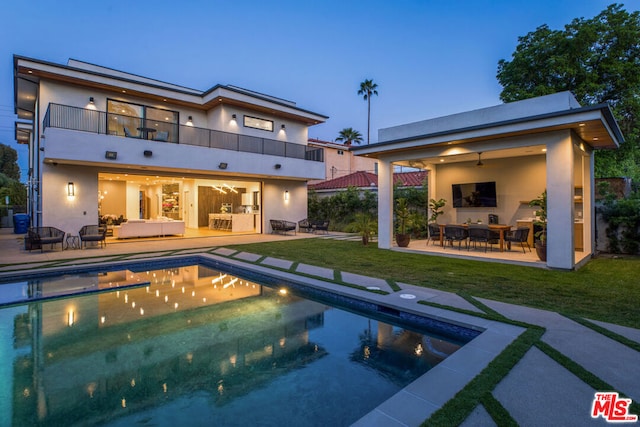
[229,239,640,329]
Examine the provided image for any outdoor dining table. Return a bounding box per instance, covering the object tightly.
[438,223,512,252]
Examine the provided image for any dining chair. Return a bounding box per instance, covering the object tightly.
[467,224,491,252]
[444,225,468,250]
[427,223,441,246]
[505,227,531,253]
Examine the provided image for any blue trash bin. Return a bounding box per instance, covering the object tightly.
[13,214,30,234]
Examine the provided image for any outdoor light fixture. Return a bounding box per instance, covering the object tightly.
[274,164,281,169]
[144,150,152,157]
[284,190,289,201]
[67,182,75,197]
[186,116,193,126]
[89,97,95,104]
[281,124,286,130]
[232,114,237,120]
[105,151,117,160]
[218,162,228,170]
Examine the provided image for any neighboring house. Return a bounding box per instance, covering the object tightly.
[307,138,377,185]
[353,91,624,270]
[13,55,328,237]
[308,170,427,198]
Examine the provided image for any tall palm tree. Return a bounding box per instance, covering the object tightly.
[335,127,363,146]
[357,79,378,144]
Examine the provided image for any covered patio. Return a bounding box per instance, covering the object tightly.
[354,92,624,270]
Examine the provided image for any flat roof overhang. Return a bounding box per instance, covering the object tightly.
[14,56,328,126]
[353,104,623,161]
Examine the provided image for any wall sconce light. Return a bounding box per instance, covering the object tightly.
[144,150,152,157]
[281,124,286,130]
[186,116,193,127]
[67,182,75,197]
[232,114,237,120]
[274,164,281,169]
[219,162,228,169]
[105,151,117,160]
[284,190,289,201]
[89,97,95,105]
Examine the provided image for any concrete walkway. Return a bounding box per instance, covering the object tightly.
[0,229,638,426]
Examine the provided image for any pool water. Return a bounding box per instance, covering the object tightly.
[0,262,471,426]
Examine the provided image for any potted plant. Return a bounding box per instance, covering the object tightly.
[350,212,376,245]
[395,198,413,247]
[529,190,547,261]
[428,198,446,224]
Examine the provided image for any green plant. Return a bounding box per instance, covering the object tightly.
[395,198,413,235]
[529,190,547,244]
[348,212,377,245]
[428,198,446,223]
[599,185,640,254]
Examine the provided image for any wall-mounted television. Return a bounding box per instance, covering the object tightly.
[452,181,497,208]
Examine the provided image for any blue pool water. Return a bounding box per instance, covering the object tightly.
[0,259,478,426]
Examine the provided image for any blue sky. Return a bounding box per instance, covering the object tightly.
[1,0,637,180]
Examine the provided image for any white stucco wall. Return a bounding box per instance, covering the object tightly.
[41,164,98,235]
[262,180,308,232]
[434,155,546,225]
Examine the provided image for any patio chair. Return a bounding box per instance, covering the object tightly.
[79,225,107,249]
[443,225,468,250]
[427,223,441,246]
[467,224,491,252]
[505,227,531,253]
[154,131,169,142]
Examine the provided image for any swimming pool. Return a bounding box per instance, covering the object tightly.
[0,258,479,426]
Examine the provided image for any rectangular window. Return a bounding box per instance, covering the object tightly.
[107,99,178,141]
[243,115,274,132]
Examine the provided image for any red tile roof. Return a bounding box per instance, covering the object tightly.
[309,170,427,191]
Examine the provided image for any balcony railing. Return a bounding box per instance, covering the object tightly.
[43,103,324,162]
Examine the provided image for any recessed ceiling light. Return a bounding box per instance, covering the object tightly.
[593,137,599,141]
[542,148,547,152]
[579,123,585,127]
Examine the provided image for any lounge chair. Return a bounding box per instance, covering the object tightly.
[79,225,107,249]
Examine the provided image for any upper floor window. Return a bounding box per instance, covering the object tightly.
[107,99,178,142]
[243,115,273,132]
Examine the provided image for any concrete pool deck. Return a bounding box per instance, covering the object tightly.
[0,229,638,426]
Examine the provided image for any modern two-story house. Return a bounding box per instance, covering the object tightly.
[14,55,328,239]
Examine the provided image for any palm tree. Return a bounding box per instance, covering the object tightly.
[357,79,378,144]
[335,127,363,146]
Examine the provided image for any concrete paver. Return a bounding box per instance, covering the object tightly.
[478,298,640,402]
[460,405,497,427]
[260,256,294,270]
[295,263,335,280]
[493,347,609,426]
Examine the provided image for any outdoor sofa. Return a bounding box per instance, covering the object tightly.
[270,219,297,235]
[27,227,65,252]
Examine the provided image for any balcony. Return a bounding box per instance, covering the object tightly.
[43,103,323,162]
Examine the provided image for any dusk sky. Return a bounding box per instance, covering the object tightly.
[1,1,637,180]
